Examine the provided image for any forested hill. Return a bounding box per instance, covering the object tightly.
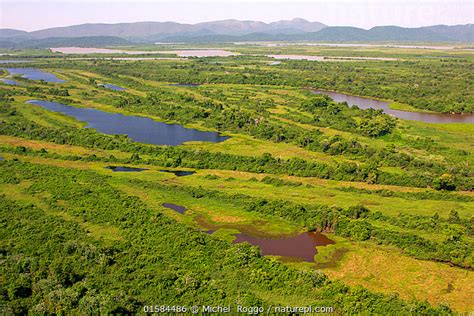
[0,21,472,45]
[0,36,129,49]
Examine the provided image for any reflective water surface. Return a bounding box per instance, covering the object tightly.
[233,232,335,262]
[312,89,474,124]
[105,166,147,172]
[162,203,187,214]
[100,83,126,91]
[159,170,196,177]
[28,100,230,146]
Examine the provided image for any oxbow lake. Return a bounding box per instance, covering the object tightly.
[312,89,474,124]
[27,100,230,146]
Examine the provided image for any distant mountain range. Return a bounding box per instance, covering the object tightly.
[158,25,474,43]
[0,36,129,49]
[0,19,472,48]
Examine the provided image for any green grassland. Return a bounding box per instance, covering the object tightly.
[0,44,473,313]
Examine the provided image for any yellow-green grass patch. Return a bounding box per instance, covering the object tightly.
[321,242,474,312]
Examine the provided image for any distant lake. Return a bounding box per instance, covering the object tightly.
[268,54,398,62]
[99,57,182,61]
[51,47,238,57]
[301,43,458,50]
[162,203,187,214]
[268,55,326,61]
[27,100,229,146]
[159,50,238,57]
[312,89,474,124]
[51,47,164,54]
[3,68,65,83]
[99,83,126,91]
[68,57,183,61]
[105,166,147,172]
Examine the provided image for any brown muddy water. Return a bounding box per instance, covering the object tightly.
[233,232,335,262]
[182,213,335,262]
[312,89,474,124]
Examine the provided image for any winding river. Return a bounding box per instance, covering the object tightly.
[311,89,473,124]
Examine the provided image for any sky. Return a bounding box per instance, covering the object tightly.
[1,0,473,31]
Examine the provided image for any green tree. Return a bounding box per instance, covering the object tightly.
[433,174,456,191]
[448,210,460,224]
[357,115,396,137]
[444,226,464,242]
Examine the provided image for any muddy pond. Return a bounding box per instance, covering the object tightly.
[233,231,335,262]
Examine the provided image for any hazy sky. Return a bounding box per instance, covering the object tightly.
[1,0,473,31]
